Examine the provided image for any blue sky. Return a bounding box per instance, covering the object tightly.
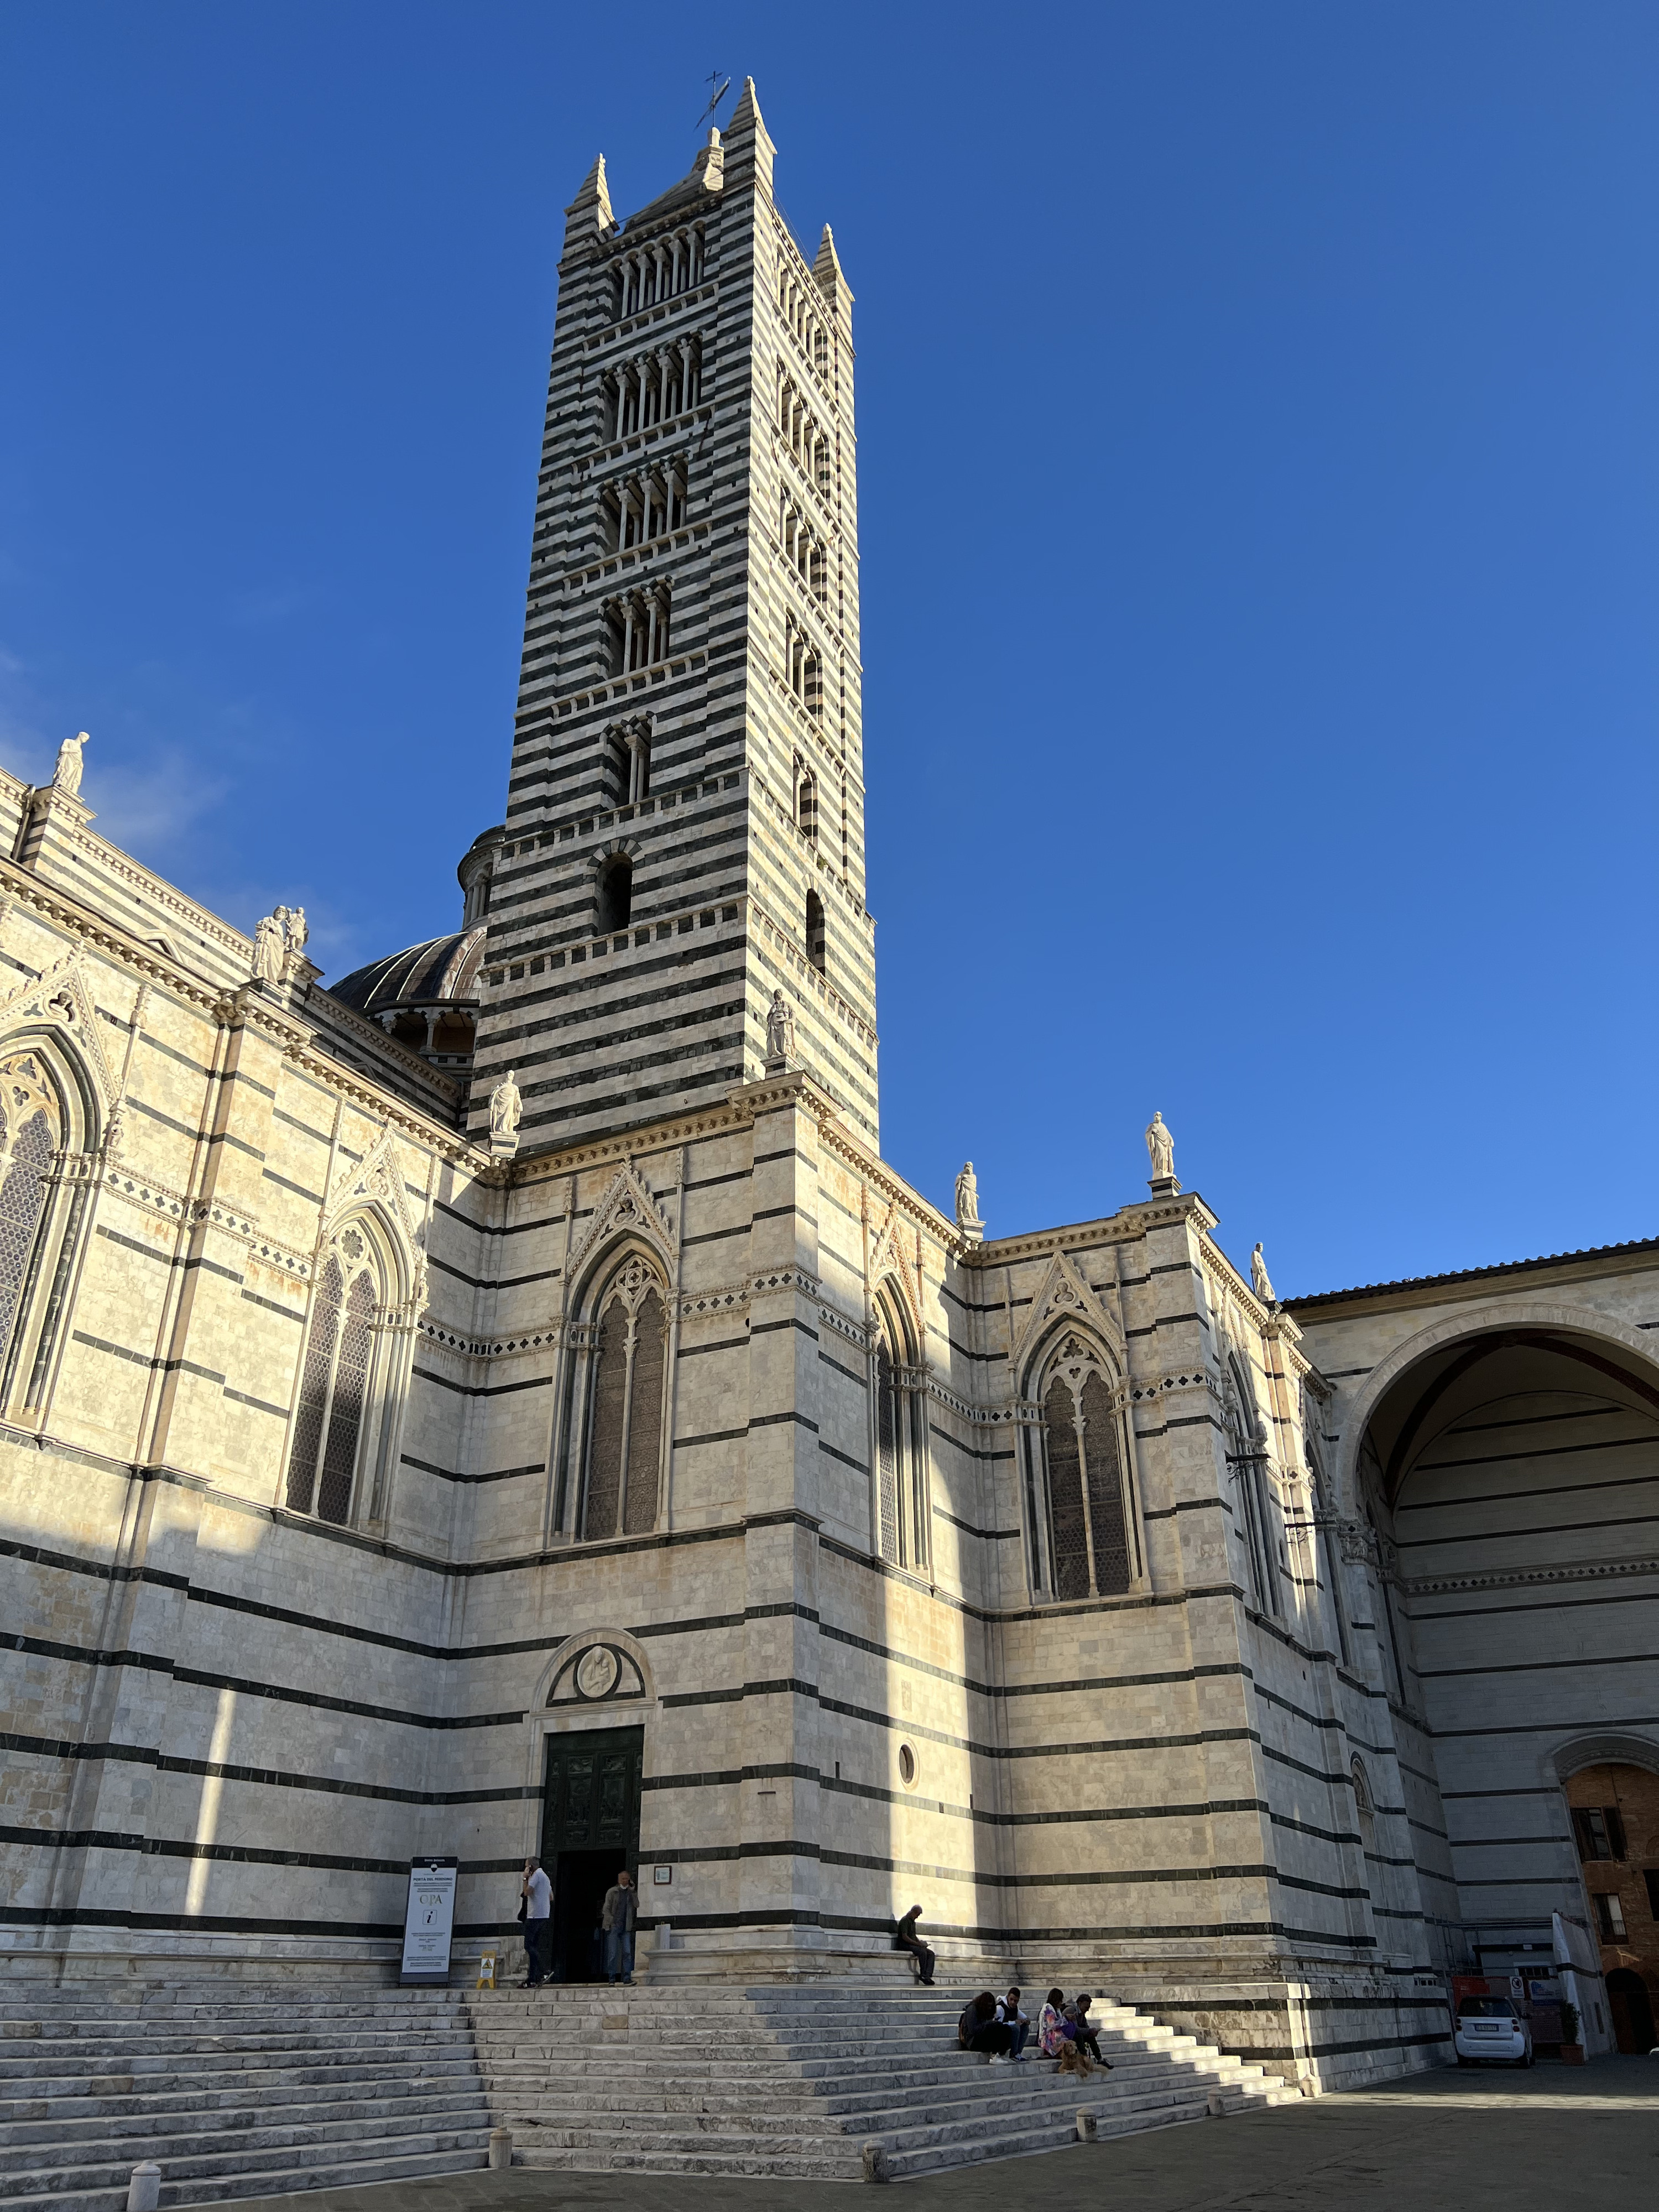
[1,3,1655,1296]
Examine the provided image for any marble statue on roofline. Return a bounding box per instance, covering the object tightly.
[1251,1241,1277,1306]
[1145,1110,1176,1183]
[53,731,88,799]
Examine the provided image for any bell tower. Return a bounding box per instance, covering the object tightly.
[468,81,878,1155]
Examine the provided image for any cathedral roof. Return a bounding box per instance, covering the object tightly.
[326,926,486,1016]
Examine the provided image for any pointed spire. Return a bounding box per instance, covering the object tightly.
[813,223,853,311]
[562,154,613,255]
[722,76,774,195]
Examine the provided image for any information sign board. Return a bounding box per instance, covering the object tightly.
[400,1855,458,1985]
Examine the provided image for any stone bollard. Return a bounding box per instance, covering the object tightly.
[861,2137,890,2183]
[126,2166,162,2212]
[1076,2108,1098,2142]
[488,2128,514,2171]
[1206,2090,1227,2117]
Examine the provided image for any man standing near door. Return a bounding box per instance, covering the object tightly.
[520,1855,552,1987]
[602,1866,637,1985]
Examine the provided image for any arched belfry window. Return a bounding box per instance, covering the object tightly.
[1034,1336,1138,1600]
[805,891,826,974]
[872,1290,928,1572]
[580,1254,667,1540]
[596,855,632,933]
[285,1222,395,1526]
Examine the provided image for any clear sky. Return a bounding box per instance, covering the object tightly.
[1,3,1654,1298]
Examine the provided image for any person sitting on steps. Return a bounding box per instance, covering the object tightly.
[1071,1993,1110,2068]
[957,1990,1016,2062]
[1039,1987,1072,2060]
[997,1986,1030,2060]
[894,1902,935,1986]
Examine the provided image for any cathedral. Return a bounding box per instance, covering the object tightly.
[3,81,1656,2083]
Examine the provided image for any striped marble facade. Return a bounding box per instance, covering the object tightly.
[469,80,878,1159]
[2,82,1653,2096]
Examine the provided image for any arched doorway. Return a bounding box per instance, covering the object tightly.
[1333,1321,1659,1987]
[1606,1969,1655,2055]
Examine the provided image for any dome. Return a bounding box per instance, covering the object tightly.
[326,925,487,1068]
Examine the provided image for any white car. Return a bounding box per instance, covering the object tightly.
[1454,1996,1533,2068]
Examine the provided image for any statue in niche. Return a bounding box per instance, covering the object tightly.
[251,912,286,984]
[1251,1241,1276,1305]
[102,1102,126,1161]
[954,1161,982,1231]
[765,989,797,1071]
[52,731,88,798]
[489,1069,523,1155]
[1145,1110,1176,1182]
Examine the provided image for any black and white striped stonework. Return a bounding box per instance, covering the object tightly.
[469,81,879,1156]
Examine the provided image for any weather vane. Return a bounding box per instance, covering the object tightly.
[696,71,732,132]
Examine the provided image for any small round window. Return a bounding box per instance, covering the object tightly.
[898,1743,917,1788]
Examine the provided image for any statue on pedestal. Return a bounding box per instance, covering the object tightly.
[52,732,88,799]
[489,1069,523,1156]
[1145,1110,1176,1184]
[251,912,286,985]
[764,989,796,1072]
[954,1160,983,1239]
[282,905,310,974]
[1251,1241,1276,1305]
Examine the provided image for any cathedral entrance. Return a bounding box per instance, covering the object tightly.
[540,1726,643,1983]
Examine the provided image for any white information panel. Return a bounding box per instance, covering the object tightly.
[400,1856,458,1984]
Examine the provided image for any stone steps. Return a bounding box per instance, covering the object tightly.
[470,1979,1297,2182]
[0,1987,492,2212]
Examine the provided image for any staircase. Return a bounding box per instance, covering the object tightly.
[474,1979,1302,2179]
[0,1982,492,2211]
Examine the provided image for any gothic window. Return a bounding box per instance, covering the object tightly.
[796,766,818,845]
[0,1048,72,1407]
[806,892,826,974]
[580,1256,667,1540]
[285,1228,388,1525]
[1352,1757,1376,1857]
[596,856,632,933]
[0,1053,61,1369]
[875,1331,901,1565]
[1037,1338,1136,1600]
[872,1292,927,1572]
[1227,1357,1281,1614]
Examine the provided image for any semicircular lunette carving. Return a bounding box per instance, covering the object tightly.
[547,1639,646,1707]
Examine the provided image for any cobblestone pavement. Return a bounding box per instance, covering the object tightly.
[208,2058,1659,2211]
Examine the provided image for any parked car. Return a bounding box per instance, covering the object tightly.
[1454,1995,1533,2068]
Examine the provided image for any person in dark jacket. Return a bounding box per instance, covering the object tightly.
[957,1991,1015,2060]
[1070,1994,1109,2068]
[894,1903,935,1986]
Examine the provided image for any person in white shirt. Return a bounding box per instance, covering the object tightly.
[997,1985,1030,2060]
[520,1856,552,1987]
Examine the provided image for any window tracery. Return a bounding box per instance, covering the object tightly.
[285,1224,393,1526]
[1035,1335,1136,1600]
[872,1291,928,1572]
[0,1052,61,1371]
[580,1254,667,1541]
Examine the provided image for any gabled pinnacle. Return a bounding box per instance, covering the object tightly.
[722,76,774,194]
[564,153,613,232]
[814,222,852,306]
[727,76,764,136]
